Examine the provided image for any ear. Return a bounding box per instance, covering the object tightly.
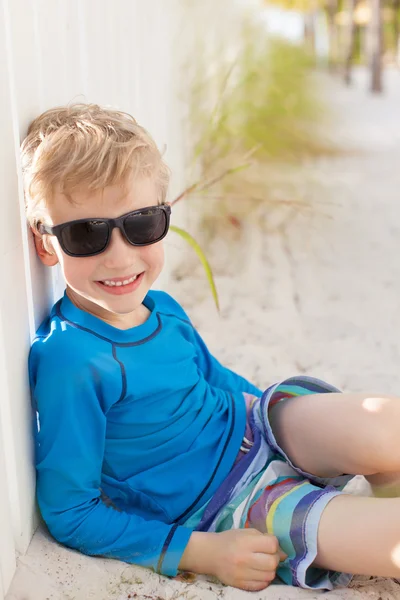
[32,230,59,267]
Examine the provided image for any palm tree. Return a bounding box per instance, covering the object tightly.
[343,0,358,84]
[369,0,383,91]
[392,0,400,65]
[325,0,340,70]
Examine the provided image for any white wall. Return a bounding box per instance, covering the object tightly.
[0,1,185,596]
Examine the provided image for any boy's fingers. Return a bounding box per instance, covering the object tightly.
[252,552,280,571]
[240,580,270,592]
[253,533,279,554]
[279,548,288,562]
[241,567,276,582]
[247,531,287,562]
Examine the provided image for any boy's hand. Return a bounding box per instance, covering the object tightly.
[179,529,287,591]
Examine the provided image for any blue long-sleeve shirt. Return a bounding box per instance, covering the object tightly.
[29,290,262,575]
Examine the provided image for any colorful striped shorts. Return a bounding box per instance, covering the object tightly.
[196,376,354,590]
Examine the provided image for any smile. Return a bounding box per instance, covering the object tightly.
[96,272,145,295]
[102,275,138,287]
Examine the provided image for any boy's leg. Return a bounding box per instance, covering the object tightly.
[368,471,400,497]
[315,494,400,577]
[259,389,400,584]
[269,392,400,486]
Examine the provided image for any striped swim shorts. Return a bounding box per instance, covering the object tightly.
[196,376,354,590]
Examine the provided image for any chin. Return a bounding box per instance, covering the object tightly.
[109,304,143,315]
[102,293,147,315]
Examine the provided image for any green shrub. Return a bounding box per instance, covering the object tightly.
[182,18,336,237]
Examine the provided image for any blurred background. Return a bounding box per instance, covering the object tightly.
[169,0,400,398]
[2,1,400,598]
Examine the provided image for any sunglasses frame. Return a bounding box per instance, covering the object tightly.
[38,203,171,258]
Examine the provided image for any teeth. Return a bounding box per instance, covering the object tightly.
[102,275,138,287]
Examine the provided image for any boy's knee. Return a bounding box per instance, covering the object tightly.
[368,397,400,472]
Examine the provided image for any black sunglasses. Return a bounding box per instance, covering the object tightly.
[38,204,171,258]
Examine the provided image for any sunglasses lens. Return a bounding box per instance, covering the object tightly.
[61,220,109,256]
[124,208,168,245]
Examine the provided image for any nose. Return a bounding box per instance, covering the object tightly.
[102,227,138,269]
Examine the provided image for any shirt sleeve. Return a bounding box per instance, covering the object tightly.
[30,347,192,576]
[191,327,263,397]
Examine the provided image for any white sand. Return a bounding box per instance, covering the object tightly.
[6,68,400,599]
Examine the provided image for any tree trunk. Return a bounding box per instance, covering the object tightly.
[326,0,339,71]
[343,0,357,85]
[370,0,383,92]
[393,0,400,65]
[304,12,316,58]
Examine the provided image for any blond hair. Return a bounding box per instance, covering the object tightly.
[21,103,170,230]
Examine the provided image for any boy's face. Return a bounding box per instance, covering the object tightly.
[37,177,165,327]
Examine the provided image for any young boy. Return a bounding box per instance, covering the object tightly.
[24,104,400,593]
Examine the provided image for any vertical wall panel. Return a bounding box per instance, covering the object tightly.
[0,319,17,599]
[81,0,110,105]
[118,0,134,111]
[0,1,187,595]
[6,0,54,332]
[0,0,38,583]
[33,0,68,107]
[62,0,87,103]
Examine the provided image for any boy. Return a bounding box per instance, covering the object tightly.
[23,104,400,593]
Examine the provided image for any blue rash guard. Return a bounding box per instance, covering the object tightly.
[29,290,262,576]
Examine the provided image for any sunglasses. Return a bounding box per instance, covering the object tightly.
[38,204,171,258]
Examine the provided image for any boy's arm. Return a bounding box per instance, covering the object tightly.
[192,327,263,397]
[32,357,191,576]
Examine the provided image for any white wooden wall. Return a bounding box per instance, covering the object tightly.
[0,1,184,596]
